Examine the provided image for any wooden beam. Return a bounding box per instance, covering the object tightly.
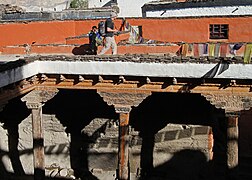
[0,85,35,105]
[38,80,252,95]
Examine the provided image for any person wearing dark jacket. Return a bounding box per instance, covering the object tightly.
[88,26,101,55]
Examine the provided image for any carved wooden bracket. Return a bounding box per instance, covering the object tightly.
[21,89,59,109]
[202,93,252,113]
[97,90,151,113]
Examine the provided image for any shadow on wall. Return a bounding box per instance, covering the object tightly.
[142,149,237,180]
[130,92,228,180]
[142,149,210,180]
[0,98,30,178]
[142,149,240,180]
[130,92,217,133]
[0,98,71,179]
[43,89,118,179]
[0,91,117,179]
[102,0,117,7]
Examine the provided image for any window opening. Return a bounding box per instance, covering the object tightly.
[209,24,229,39]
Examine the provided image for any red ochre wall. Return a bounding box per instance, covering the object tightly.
[126,17,252,43]
[0,21,76,47]
[1,16,252,48]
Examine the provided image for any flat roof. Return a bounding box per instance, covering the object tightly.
[0,54,251,88]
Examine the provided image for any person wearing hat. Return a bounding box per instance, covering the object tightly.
[98,12,118,55]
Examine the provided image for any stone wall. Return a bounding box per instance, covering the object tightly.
[0,9,111,21]
[1,0,70,12]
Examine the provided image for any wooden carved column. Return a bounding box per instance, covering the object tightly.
[116,106,131,180]
[97,90,151,180]
[21,89,58,180]
[226,112,239,170]
[202,93,252,178]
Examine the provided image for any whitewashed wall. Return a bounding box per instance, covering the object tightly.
[117,0,151,17]
[88,0,152,17]
[88,0,113,8]
[145,5,252,17]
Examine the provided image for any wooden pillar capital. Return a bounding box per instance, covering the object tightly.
[21,89,59,108]
[97,90,151,111]
[225,112,240,118]
[202,93,252,112]
[26,102,43,109]
[114,105,131,114]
